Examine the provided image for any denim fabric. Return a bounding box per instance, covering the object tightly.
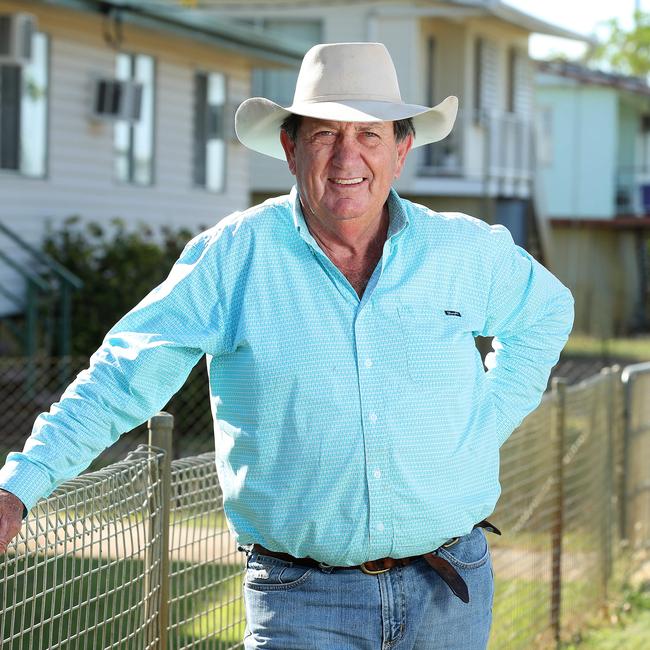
[242,526,493,649]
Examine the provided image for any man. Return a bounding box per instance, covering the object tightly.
[0,43,573,648]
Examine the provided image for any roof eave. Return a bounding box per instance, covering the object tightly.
[32,0,305,66]
[489,2,597,44]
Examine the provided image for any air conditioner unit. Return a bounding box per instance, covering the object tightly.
[0,13,36,66]
[93,79,143,123]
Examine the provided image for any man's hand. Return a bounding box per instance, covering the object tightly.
[0,489,25,554]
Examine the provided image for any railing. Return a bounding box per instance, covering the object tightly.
[420,109,467,177]
[1,362,650,649]
[0,221,83,360]
[418,109,533,196]
[616,165,650,215]
[484,109,533,189]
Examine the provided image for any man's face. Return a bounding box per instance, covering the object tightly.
[280,117,412,227]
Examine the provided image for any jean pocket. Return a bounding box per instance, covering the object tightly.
[437,527,490,570]
[244,552,314,592]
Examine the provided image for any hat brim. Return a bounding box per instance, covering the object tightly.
[235,95,458,160]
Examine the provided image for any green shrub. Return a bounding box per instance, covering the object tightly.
[43,217,197,358]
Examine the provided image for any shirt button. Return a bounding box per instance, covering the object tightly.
[369,412,378,423]
[376,522,385,532]
[364,358,373,368]
[373,468,382,479]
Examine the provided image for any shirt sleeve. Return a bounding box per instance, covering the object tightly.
[479,224,575,447]
[0,231,225,513]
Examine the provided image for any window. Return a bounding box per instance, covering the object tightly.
[507,47,531,116]
[473,36,497,121]
[245,20,321,105]
[0,31,48,176]
[114,52,155,185]
[194,71,226,192]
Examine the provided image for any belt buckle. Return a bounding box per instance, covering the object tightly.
[360,562,390,575]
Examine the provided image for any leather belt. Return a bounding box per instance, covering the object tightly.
[251,519,501,604]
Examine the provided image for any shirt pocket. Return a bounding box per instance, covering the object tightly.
[397,299,469,384]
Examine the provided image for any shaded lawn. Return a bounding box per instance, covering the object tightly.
[490,575,600,650]
[564,335,650,361]
[561,589,650,650]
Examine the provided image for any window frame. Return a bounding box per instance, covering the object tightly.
[0,30,50,180]
[113,51,157,187]
[193,69,227,194]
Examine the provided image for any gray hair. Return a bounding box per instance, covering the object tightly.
[281,114,415,143]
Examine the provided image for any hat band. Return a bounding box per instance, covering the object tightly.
[294,92,403,104]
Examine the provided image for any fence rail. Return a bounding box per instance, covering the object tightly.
[1,362,650,649]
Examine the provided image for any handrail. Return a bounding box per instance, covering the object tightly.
[0,221,83,289]
[0,248,50,292]
[0,220,82,360]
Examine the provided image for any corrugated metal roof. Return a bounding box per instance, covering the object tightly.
[126,0,593,43]
[538,60,650,97]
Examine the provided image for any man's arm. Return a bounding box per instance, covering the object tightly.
[0,229,226,540]
[478,224,575,447]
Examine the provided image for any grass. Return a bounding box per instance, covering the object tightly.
[490,575,597,649]
[563,334,650,361]
[561,588,650,649]
[0,553,245,649]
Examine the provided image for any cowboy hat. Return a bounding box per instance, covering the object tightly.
[235,42,458,160]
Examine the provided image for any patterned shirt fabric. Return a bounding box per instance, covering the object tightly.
[0,187,574,566]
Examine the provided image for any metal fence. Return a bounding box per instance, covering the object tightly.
[0,356,215,470]
[1,362,650,649]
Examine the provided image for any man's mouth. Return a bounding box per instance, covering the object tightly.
[330,177,365,185]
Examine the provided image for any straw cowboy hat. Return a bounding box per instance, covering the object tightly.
[235,42,458,160]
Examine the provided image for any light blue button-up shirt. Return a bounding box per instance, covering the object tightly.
[0,187,574,566]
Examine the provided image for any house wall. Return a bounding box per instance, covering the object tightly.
[0,0,257,315]
[536,79,617,219]
[552,227,641,337]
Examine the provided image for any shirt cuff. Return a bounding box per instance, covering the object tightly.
[0,457,53,516]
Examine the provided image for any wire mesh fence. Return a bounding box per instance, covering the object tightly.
[0,356,215,470]
[1,361,650,649]
[0,446,165,650]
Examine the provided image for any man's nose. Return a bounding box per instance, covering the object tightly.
[332,133,361,165]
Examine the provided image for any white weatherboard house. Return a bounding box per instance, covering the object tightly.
[536,61,650,337]
[0,0,303,337]
[207,0,587,253]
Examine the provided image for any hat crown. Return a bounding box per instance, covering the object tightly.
[293,42,403,105]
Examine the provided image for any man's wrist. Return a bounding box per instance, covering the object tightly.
[0,488,28,518]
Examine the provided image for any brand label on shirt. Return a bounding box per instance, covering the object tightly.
[444,310,462,317]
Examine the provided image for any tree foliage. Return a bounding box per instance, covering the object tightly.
[587,11,650,77]
[43,217,196,357]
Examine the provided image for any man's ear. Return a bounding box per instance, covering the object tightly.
[394,133,413,180]
[280,129,297,176]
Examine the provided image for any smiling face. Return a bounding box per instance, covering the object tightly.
[280,117,412,230]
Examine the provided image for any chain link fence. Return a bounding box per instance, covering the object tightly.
[1,361,650,648]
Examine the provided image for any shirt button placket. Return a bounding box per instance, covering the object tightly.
[355,308,391,556]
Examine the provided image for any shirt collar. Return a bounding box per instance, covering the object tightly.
[290,185,410,242]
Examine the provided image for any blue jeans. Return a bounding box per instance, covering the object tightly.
[242,526,494,649]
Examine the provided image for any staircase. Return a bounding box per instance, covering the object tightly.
[0,220,83,360]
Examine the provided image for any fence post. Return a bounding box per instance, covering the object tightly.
[620,368,633,547]
[551,377,566,648]
[600,367,618,604]
[148,412,173,650]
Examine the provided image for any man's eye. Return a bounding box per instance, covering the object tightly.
[363,131,379,138]
[315,131,335,137]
